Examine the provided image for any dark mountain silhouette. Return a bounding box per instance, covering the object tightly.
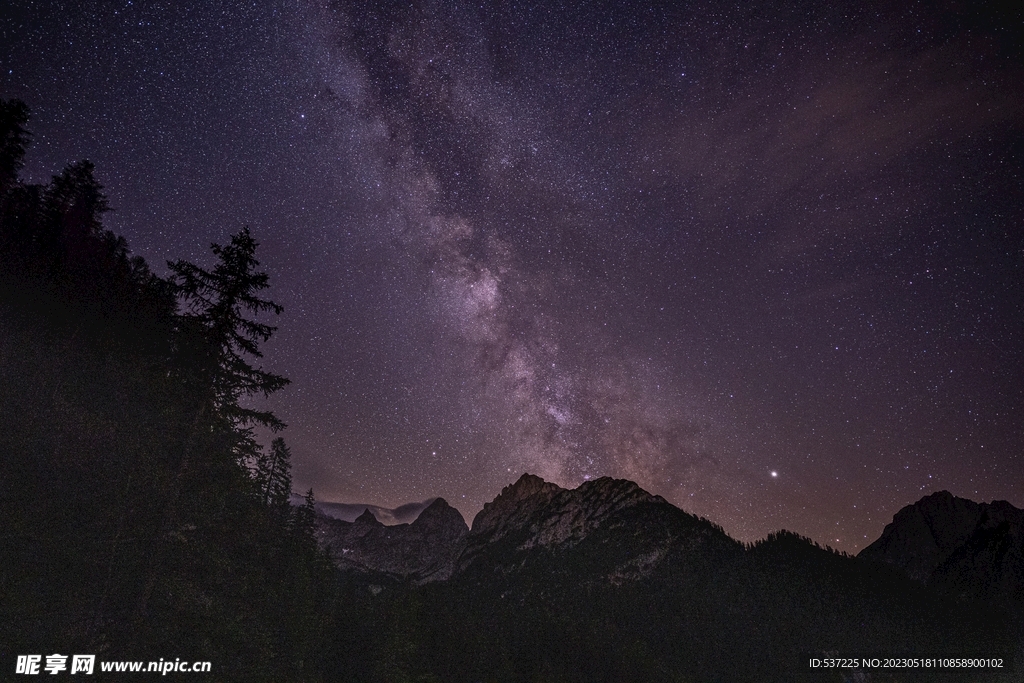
[464,474,667,555]
[322,475,1018,682]
[859,490,1024,608]
[314,474,737,583]
[9,95,1017,681]
[455,474,741,584]
[325,477,1024,614]
[315,497,468,581]
[292,494,439,524]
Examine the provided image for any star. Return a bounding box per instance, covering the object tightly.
[5,0,1020,554]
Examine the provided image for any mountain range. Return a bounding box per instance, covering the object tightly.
[318,474,1023,603]
[291,493,440,524]
[319,475,1022,681]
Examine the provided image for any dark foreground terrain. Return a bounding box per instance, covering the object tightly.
[320,474,1022,683]
[2,98,1020,682]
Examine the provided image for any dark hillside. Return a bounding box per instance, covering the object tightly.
[324,476,1016,683]
[0,99,335,682]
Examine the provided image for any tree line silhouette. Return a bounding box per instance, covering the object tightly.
[0,98,334,680]
[2,98,1015,682]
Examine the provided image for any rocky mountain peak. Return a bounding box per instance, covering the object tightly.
[860,490,983,581]
[458,474,670,575]
[315,497,468,583]
[506,473,562,498]
[859,491,1023,606]
[469,473,564,537]
[574,476,664,508]
[489,473,563,511]
[517,476,665,550]
[411,497,468,533]
[354,508,381,526]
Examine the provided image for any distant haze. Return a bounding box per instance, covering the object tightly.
[293,495,444,526]
[6,1,1021,553]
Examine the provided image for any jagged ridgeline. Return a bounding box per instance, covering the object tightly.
[322,474,1021,683]
[2,99,1020,682]
[0,99,334,682]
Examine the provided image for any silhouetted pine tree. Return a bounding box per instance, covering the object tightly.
[135,228,290,625]
[169,227,289,433]
[2,100,336,680]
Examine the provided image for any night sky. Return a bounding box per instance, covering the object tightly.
[3,0,1022,552]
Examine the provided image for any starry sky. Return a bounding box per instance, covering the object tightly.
[3,0,1022,551]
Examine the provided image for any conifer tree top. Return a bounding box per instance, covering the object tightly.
[169,227,289,432]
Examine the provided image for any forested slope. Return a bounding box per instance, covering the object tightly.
[0,98,334,681]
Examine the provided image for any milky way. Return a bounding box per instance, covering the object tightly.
[3,0,1022,550]
[295,0,735,504]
